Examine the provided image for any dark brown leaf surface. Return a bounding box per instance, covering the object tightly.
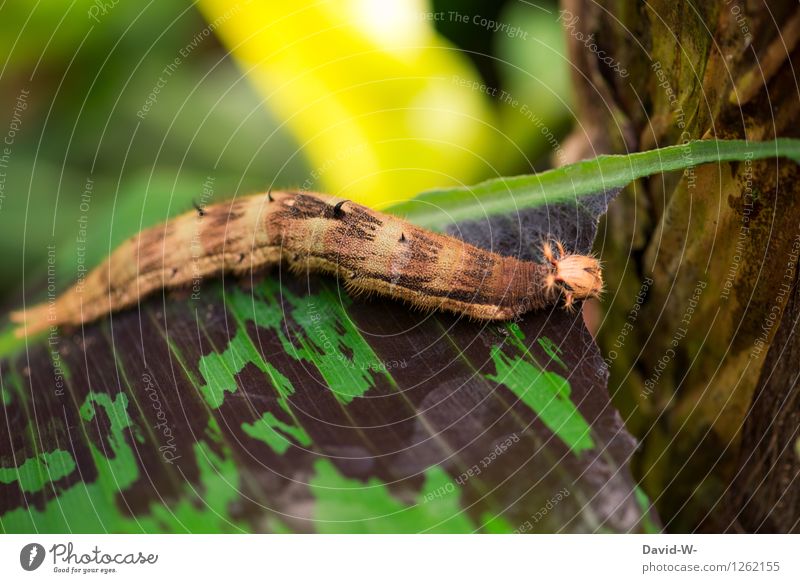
[0,193,656,533]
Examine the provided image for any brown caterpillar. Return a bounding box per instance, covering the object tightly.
[11,191,602,337]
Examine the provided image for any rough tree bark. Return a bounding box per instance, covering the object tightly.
[561,0,800,532]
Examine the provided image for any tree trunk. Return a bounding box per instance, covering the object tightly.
[561,0,800,532]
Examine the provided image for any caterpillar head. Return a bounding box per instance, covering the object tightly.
[542,241,603,311]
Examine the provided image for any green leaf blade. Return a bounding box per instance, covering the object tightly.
[388,139,800,230]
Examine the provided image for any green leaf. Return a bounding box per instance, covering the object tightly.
[387,139,800,230]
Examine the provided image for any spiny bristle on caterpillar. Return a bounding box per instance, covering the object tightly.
[10,190,604,337]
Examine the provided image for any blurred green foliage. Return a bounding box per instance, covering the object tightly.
[0,0,566,307]
[0,1,306,304]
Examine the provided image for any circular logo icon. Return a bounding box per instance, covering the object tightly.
[19,543,46,571]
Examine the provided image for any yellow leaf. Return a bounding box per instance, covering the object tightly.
[197,0,498,207]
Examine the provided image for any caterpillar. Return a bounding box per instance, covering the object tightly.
[11,191,602,337]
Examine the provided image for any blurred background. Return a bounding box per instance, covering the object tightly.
[0,0,570,307]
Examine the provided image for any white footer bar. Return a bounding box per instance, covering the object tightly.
[1,534,797,582]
